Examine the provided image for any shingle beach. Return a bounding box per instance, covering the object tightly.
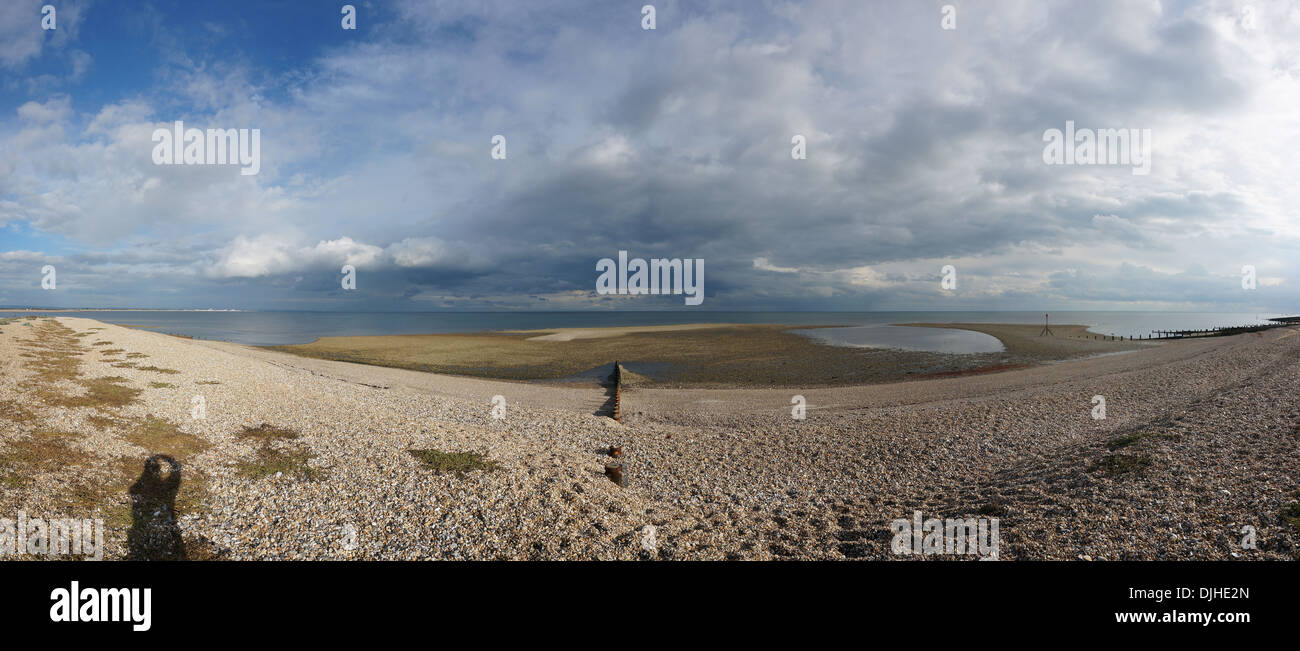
[2,316,1297,560]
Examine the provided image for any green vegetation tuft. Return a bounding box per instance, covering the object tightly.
[1091,453,1151,476]
[408,448,499,475]
[236,447,320,481]
[0,430,93,488]
[237,423,301,442]
[1282,493,1300,532]
[234,424,319,481]
[137,366,181,374]
[123,414,209,459]
[1106,430,1173,451]
[41,376,142,410]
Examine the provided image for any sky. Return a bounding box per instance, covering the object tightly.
[1,0,1299,312]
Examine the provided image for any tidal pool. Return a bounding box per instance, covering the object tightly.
[792,325,1005,354]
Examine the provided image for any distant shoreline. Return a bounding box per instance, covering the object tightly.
[0,308,243,313]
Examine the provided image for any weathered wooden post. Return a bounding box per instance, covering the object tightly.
[604,462,626,487]
[612,361,623,423]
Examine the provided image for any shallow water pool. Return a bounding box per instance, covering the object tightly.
[791,325,1005,354]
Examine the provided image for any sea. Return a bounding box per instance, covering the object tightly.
[0,310,1287,351]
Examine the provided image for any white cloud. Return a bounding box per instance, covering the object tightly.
[17,96,71,123]
[753,257,799,273]
[207,235,384,278]
[0,0,47,69]
[388,237,452,268]
[207,234,296,278]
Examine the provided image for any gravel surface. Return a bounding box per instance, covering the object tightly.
[2,317,1297,560]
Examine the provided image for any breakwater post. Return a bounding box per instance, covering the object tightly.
[612,361,624,423]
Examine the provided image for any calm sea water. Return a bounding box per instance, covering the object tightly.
[0,310,1286,348]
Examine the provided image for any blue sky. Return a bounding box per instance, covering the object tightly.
[2,0,1299,311]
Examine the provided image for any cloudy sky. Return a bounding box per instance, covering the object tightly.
[2,0,1298,311]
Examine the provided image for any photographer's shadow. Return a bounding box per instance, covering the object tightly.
[126,454,186,560]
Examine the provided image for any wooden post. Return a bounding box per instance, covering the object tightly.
[604,462,626,487]
[612,361,623,423]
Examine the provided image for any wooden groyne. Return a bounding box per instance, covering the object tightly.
[1067,316,1299,341]
[612,361,624,423]
[1150,323,1287,340]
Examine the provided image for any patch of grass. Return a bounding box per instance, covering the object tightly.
[29,354,83,381]
[195,380,221,385]
[91,341,113,346]
[148,382,177,389]
[100,348,125,355]
[0,430,94,489]
[233,424,319,481]
[237,423,302,442]
[1091,453,1151,476]
[125,352,148,359]
[236,446,320,481]
[137,366,181,375]
[22,337,84,382]
[1107,432,1144,451]
[408,448,499,475]
[40,376,142,411]
[111,362,137,368]
[87,414,120,429]
[1283,504,1300,530]
[1106,430,1173,451]
[122,415,209,459]
[0,399,35,424]
[18,319,95,389]
[1282,492,1300,532]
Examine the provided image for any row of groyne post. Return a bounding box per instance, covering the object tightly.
[604,361,626,487]
[1149,323,1287,340]
[1070,321,1293,341]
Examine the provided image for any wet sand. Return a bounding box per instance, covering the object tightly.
[269,323,1147,387]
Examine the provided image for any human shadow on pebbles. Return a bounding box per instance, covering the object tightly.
[126,455,224,560]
